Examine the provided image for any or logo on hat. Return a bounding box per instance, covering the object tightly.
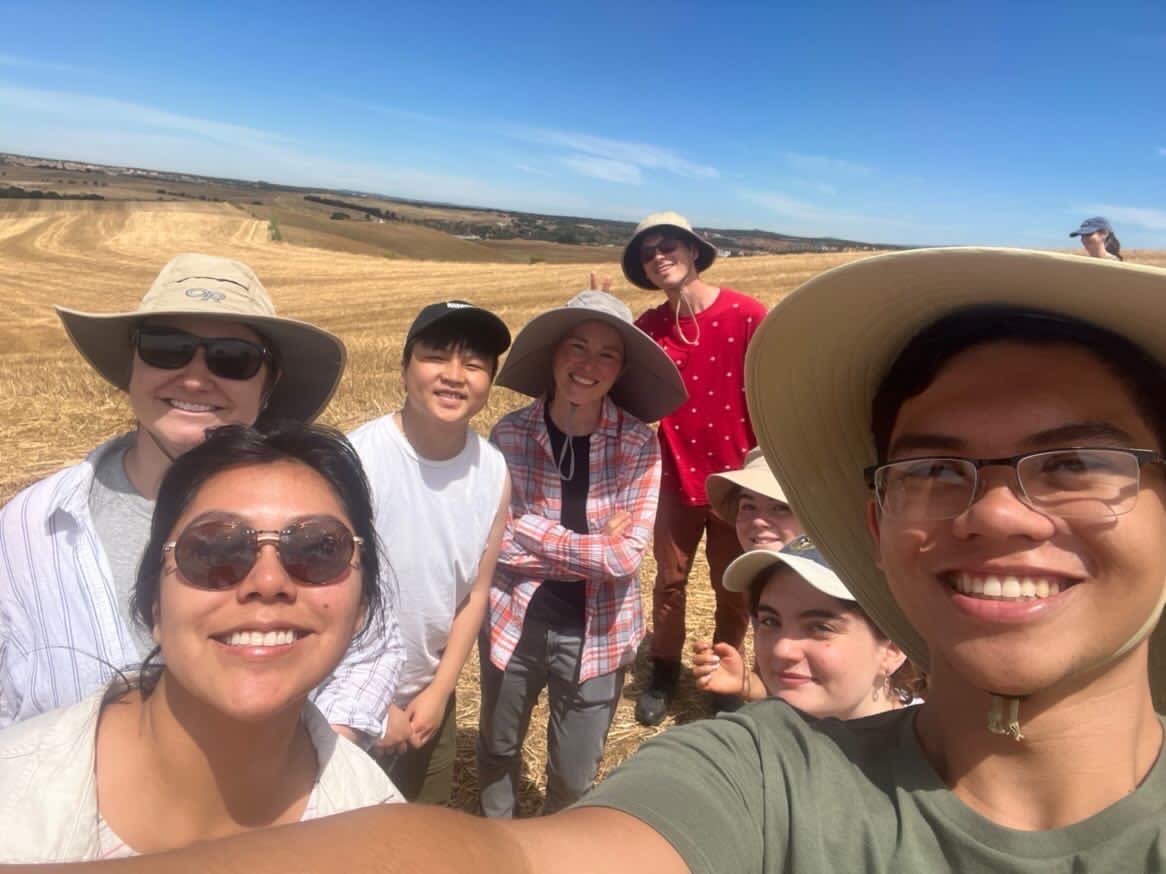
[185,287,227,303]
[445,301,471,309]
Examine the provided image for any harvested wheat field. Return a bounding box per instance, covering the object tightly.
[3,200,1162,814]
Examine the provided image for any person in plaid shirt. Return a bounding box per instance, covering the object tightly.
[477,290,686,817]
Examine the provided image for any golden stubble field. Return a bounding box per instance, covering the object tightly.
[4,200,1162,813]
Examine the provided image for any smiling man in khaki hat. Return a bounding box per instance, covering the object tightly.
[619,212,769,726]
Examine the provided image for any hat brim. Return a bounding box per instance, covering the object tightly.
[621,225,717,290]
[722,549,854,601]
[745,247,1166,683]
[55,307,346,424]
[706,466,790,523]
[495,307,687,423]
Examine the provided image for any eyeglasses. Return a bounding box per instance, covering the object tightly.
[134,327,272,381]
[639,238,685,263]
[865,448,1163,521]
[162,517,363,589]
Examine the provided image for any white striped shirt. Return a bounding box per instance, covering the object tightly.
[0,435,402,738]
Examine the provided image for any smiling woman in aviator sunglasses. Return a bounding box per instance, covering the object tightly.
[0,254,399,747]
[0,423,402,863]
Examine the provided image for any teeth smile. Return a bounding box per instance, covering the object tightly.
[952,573,1064,600]
[223,629,298,647]
[168,399,217,413]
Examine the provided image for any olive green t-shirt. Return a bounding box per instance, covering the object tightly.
[577,700,1166,873]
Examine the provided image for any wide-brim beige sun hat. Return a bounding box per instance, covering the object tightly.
[621,211,717,290]
[496,290,687,424]
[706,446,790,524]
[722,535,855,600]
[56,252,346,424]
[745,247,1166,686]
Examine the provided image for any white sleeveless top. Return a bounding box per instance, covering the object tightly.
[349,413,507,706]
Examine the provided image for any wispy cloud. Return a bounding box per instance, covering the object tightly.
[514,162,552,177]
[0,84,287,152]
[560,154,641,184]
[791,178,837,197]
[0,54,88,75]
[1074,204,1166,231]
[1158,147,1166,157]
[318,94,445,126]
[740,190,866,225]
[782,152,873,178]
[512,126,718,181]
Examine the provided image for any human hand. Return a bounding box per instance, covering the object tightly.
[691,641,749,696]
[602,510,632,537]
[373,703,412,755]
[405,687,448,749]
[589,271,613,292]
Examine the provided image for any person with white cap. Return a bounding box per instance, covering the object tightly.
[0,254,400,748]
[27,249,1166,872]
[694,534,916,717]
[690,446,805,704]
[477,290,685,816]
[616,211,768,727]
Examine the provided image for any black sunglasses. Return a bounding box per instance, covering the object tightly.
[639,238,685,263]
[163,517,363,589]
[134,327,272,381]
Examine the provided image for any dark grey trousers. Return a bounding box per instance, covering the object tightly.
[477,621,625,817]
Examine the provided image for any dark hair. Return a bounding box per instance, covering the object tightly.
[130,422,386,696]
[1106,232,1124,261]
[747,565,926,705]
[871,306,1166,463]
[401,319,500,378]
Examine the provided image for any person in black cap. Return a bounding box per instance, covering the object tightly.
[1071,216,1123,261]
[343,300,513,804]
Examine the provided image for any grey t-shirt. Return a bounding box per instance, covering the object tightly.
[577,699,1166,873]
[88,445,155,656]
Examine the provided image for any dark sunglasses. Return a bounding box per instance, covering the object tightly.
[134,327,272,381]
[162,517,363,589]
[639,238,685,263]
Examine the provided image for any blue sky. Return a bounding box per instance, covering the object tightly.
[2,1,1165,248]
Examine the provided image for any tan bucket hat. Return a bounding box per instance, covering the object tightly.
[621,211,718,290]
[705,446,790,523]
[744,247,1166,708]
[56,253,346,423]
[495,290,687,423]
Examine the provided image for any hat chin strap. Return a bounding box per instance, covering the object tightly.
[986,577,1166,742]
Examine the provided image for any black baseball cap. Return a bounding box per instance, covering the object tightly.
[404,300,511,357]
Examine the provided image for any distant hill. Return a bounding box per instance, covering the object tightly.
[0,151,901,261]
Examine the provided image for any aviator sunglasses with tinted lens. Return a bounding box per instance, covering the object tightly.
[639,238,684,263]
[134,327,272,381]
[163,517,363,589]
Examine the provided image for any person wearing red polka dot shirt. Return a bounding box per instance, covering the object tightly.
[618,211,767,726]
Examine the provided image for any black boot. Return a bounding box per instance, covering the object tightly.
[635,659,680,726]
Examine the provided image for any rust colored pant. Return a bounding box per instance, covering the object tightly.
[649,487,747,662]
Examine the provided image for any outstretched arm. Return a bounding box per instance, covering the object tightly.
[0,805,687,874]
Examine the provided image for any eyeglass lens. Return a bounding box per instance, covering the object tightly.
[136,329,268,381]
[875,449,1143,520]
[172,518,356,589]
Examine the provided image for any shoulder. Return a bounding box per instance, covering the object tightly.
[716,288,767,317]
[635,301,670,329]
[347,414,395,453]
[0,691,101,758]
[490,402,540,443]
[303,703,404,810]
[0,449,105,537]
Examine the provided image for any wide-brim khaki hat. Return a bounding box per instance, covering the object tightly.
[722,535,855,600]
[706,446,790,523]
[745,247,1166,697]
[56,253,345,423]
[621,211,717,290]
[496,290,687,423]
